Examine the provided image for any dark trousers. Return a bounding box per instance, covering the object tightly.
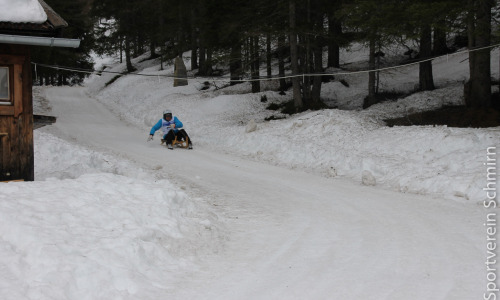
[163,129,192,144]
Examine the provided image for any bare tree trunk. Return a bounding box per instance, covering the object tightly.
[160,49,164,71]
[311,40,322,105]
[278,35,287,92]
[191,47,198,71]
[298,34,307,97]
[266,33,272,78]
[289,0,303,110]
[368,37,376,98]
[124,36,135,72]
[250,36,260,93]
[302,0,312,105]
[230,43,242,85]
[254,37,260,92]
[467,0,476,76]
[310,0,323,106]
[419,24,435,91]
[190,8,198,70]
[119,36,123,63]
[363,37,376,109]
[136,35,144,57]
[157,1,165,63]
[176,3,185,55]
[197,0,207,75]
[198,46,206,75]
[466,0,492,107]
[375,41,382,94]
[465,0,476,104]
[244,38,250,73]
[150,42,157,59]
[327,13,341,68]
[473,0,492,107]
[206,48,213,75]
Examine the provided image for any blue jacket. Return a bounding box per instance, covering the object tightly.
[150,117,183,135]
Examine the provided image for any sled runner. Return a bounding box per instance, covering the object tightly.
[172,135,190,149]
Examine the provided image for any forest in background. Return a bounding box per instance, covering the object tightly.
[34,0,499,110]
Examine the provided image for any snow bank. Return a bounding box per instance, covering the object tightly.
[34,131,151,180]
[1,174,190,299]
[0,131,221,300]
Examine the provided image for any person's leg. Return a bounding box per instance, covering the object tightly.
[178,129,193,149]
[164,130,176,145]
[175,130,185,141]
[179,129,192,145]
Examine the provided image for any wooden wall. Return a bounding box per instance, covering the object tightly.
[0,44,34,181]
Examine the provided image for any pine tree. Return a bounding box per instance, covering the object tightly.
[340,0,401,108]
[465,0,495,108]
[32,0,95,85]
[289,0,303,110]
[327,0,344,69]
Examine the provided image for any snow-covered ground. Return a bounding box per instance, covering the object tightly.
[89,47,499,203]
[0,45,499,299]
[0,0,47,23]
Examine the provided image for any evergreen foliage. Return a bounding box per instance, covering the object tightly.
[32,0,94,86]
[33,0,499,109]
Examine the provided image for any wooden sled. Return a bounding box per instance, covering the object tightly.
[172,135,190,148]
[160,135,190,149]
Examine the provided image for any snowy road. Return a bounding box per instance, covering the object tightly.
[45,86,486,299]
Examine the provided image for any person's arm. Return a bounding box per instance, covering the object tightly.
[173,117,183,129]
[150,119,162,135]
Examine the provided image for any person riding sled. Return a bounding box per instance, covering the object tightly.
[147,109,193,150]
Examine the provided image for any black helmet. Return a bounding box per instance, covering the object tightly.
[163,109,172,120]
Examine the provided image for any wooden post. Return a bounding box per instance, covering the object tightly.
[174,56,188,87]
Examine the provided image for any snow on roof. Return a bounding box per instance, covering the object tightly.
[0,0,47,24]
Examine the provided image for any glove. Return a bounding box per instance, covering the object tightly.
[147,134,153,142]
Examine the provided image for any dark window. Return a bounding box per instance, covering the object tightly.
[0,66,10,103]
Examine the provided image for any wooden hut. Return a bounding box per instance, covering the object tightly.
[0,0,79,181]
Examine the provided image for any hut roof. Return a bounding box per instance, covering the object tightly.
[0,0,68,37]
